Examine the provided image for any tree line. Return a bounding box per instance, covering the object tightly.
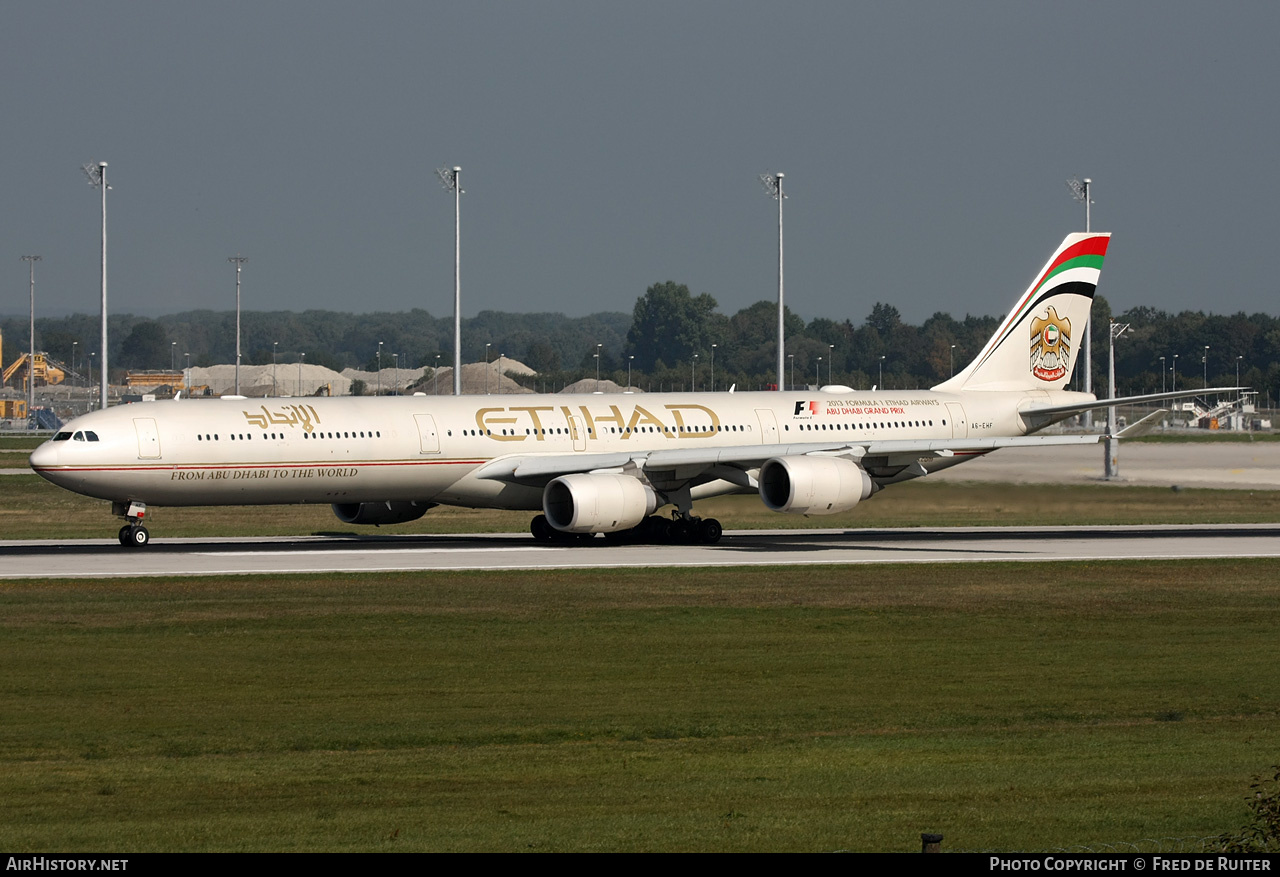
[6,281,1280,405]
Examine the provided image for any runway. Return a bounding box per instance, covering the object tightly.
[926,441,1280,489]
[1,524,1278,579]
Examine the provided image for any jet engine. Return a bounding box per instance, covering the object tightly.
[543,473,658,534]
[759,456,872,515]
[331,500,435,526]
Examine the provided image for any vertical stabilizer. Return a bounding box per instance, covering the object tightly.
[934,233,1110,393]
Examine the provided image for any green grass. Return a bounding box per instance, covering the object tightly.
[1127,432,1280,443]
[0,561,1276,851]
[4,473,1280,540]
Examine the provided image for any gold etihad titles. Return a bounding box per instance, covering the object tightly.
[474,403,722,442]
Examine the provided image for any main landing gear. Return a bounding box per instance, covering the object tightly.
[530,513,723,545]
[112,500,150,549]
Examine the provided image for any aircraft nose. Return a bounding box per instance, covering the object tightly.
[29,442,58,471]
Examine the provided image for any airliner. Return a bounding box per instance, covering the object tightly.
[29,232,1222,547]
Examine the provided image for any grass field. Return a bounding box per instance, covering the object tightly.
[0,561,1276,852]
[1127,432,1280,443]
[4,433,1278,851]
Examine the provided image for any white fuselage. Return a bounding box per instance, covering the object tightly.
[29,387,1065,511]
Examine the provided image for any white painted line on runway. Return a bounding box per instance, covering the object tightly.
[197,546,568,557]
[6,550,1280,579]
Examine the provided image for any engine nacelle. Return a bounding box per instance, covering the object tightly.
[759,456,872,515]
[331,500,435,526]
[543,473,658,534]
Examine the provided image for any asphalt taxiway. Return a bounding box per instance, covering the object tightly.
[928,441,1280,489]
[1,524,1277,579]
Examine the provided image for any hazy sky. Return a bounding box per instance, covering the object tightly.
[3,2,1277,325]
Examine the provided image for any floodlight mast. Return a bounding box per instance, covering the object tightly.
[1067,176,1094,425]
[760,172,786,391]
[83,161,109,409]
[1104,319,1129,479]
[22,256,41,417]
[228,256,248,395]
[437,166,463,395]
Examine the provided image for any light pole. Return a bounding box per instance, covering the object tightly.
[815,357,822,388]
[1172,354,1178,392]
[170,341,176,372]
[1237,355,1243,387]
[950,344,956,377]
[1159,356,1166,394]
[485,342,491,395]
[71,341,78,386]
[88,353,96,406]
[377,341,383,396]
[272,342,278,395]
[828,344,834,386]
[435,354,441,395]
[299,353,305,396]
[393,353,399,394]
[21,255,40,416]
[228,255,247,394]
[710,343,717,392]
[1068,176,1094,425]
[788,354,794,391]
[692,354,699,392]
[760,171,786,391]
[498,353,503,394]
[185,353,191,393]
[1104,318,1129,479]
[627,355,634,392]
[436,166,463,395]
[82,161,109,409]
[878,355,885,390]
[1203,345,1209,388]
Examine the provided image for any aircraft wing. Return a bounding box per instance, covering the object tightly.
[473,433,1101,489]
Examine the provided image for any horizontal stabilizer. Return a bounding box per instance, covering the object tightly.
[1115,409,1169,439]
[1020,387,1243,432]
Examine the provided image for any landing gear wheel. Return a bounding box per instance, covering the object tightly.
[530,515,555,543]
[696,518,723,544]
[119,524,150,548]
[641,516,671,543]
[670,518,695,543]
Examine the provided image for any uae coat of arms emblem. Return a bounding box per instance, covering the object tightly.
[1029,306,1071,382]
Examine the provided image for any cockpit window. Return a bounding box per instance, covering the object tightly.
[73,432,86,442]
[85,431,100,442]
[52,432,73,441]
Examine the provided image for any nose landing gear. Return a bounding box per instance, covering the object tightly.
[118,524,150,547]
[112,501,151,548]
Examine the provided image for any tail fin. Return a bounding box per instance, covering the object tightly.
[933,233,1111,393]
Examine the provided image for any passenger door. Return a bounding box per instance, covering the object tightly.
[134,418,162,459]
